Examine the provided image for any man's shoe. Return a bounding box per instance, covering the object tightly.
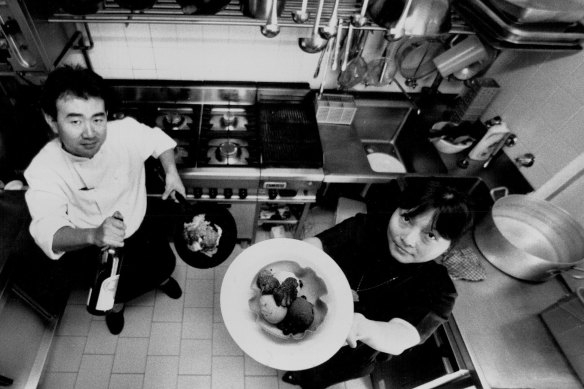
[105,308,124,335]
[159,277,182,299]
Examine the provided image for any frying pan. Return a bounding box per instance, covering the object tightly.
[171,192,237,269]
[177,0,232,15]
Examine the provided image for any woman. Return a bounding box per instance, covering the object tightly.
[283,180,474,388]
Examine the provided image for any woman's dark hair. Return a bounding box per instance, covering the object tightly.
[41,65,109,119]
[397,180,474,245]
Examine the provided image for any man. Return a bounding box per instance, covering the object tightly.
[24,65,185,334]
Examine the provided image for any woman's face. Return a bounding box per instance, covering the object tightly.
[387,208,451,264]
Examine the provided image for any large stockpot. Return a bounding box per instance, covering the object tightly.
[474,194,584,282]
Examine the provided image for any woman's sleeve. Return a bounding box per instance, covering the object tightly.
[316,213,367,267]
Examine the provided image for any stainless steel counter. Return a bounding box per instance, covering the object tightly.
[452,233,582,389]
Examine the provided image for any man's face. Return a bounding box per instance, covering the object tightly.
[387,208,451,264]
[45,95,107,159]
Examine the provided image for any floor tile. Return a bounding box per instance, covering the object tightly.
[147,322,181,355]
[245,376,279,389]
[244,355,277,376]
[178,375,211,389]
[212,323,243,356]
[211,356,244,389]
[184,278,214,308]
[179,339,212,375]
[75,354,114,389]
[346,376,374,389]
[84,320,118,354]
[182,307,213,339]
[57,305,92,336]
[46,336,86,372]
[153,290,184,322]
[122,306,153,338]
[143,356,179,389]
[213,293,223,323]
[38,372,77,389]
[187,266,215,280]
[112,338,149,373]
[108,373,144,389]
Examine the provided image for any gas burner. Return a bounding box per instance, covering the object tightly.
[206,138,249,165]
[209,107,248,131]
[155,109,193,131]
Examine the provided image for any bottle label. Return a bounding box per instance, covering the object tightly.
[95,274,120,311]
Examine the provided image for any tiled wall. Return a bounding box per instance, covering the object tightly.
[65,23,463,92]
[483,49,584,189]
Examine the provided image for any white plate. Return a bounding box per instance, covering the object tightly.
[220,238,354,371]
[367,153,406,173]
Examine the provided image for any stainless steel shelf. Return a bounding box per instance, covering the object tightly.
[48,0,474,34]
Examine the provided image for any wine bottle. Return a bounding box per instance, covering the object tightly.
[87,247,124,316]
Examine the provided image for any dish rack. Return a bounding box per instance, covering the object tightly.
[540,287,584,385]
[314,94,357,125]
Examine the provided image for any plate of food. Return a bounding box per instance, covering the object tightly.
[220,238,353,371]
[173,194,237,269]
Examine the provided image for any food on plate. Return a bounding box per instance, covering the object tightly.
[277,296,315,335]
[273,277,299,307]
[183,214,222,257]
[256,269,280,294]
[259,294,288,324]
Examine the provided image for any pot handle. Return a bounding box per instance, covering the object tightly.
[489,186,508,202]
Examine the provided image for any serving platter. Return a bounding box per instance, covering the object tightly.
[220,238,353,371]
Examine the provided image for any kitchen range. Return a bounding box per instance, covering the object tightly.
[108,82,324,242]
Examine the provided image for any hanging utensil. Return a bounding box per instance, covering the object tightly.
[385,0,414,41]
[292,0,310,23]
[314,43,328,78]
[364,38,400,87]
[177,0,232,15]
[242,0,285,19]
[261,0,280,38]
[396,36,446,88]
[331,18,343,71]
[317,40,333,97]
[338,30,370,89]
[351,0,371,27]
[340,23,354,71]
[298,0,328,53]
[319,0,341,40]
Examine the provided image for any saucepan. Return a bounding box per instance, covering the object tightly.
[474,193,584,282]
[367,0,450,36]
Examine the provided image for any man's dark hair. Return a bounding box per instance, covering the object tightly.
[398,180,474,246]
[41,65,109,119]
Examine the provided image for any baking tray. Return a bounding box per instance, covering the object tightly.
[485,0,584,25]
[453,0,584,44]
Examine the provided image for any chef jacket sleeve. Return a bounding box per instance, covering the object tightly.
[116,117,177,160]
[24,167,74,260]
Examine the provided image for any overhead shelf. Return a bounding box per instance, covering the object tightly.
[48,0,474,34]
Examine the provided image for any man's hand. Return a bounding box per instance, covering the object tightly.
[162,170,186,201]
[92,211,126,248]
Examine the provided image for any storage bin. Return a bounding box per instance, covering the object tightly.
[315,94,357,125]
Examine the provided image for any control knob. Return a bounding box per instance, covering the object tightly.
[224,188,233,199]
[268,189,278,200]
[193,188,203,199]
[209,188,218,199]
[238,188,248,199]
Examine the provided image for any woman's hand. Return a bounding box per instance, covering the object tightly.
[162,170,186,201]
[346,312,368,348]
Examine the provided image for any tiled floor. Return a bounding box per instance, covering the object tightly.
[38,208,374,389]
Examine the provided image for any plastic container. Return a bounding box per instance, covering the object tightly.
[315,94,357,125]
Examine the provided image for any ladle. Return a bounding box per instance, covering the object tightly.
[298,0,328,53]
[261,0,280,38]
[385,0,413,41]
[331,18,343,71]
[340,23,354,71]
[338,30,369,89]
[292,0,310,24]
[351,0,370,27]
[319,0,341,40]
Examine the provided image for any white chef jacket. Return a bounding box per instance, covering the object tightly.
[24,117,176,260]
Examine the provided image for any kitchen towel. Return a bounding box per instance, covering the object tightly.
[440,247,487,281]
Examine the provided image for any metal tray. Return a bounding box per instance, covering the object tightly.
[453,0,584,48]
[485,0,584,25]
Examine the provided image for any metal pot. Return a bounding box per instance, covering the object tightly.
[474,194,584,282]
[242,0,285,19]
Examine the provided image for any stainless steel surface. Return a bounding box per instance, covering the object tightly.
[260,0,281,37]
[242,0,286,19]
[291,0,309,23]
[485,0,584,25]
[474,194,584,281]
[298,0,328,53]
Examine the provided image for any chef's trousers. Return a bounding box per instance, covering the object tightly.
[13,215,176,316]
[288,342,387,389]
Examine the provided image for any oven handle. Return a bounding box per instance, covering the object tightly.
[148,193,317,204]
